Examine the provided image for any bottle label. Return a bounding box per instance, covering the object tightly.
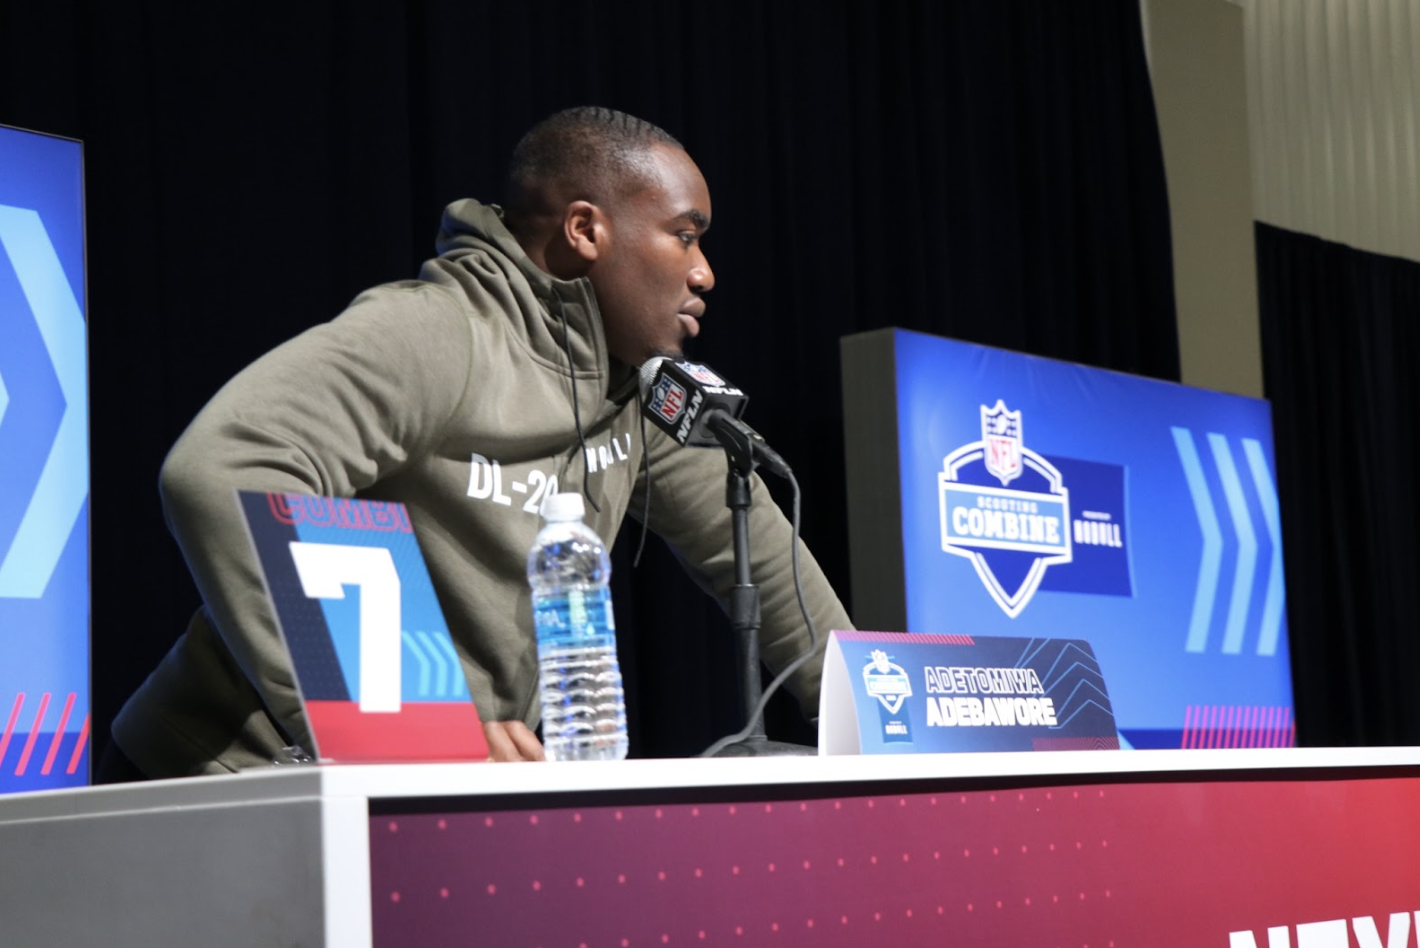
[533,587,616,650]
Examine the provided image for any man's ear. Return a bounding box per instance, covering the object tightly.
[564,200,604,264]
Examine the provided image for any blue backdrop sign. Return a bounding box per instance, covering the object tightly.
[846,329,1295,750]
[0,125,89,794]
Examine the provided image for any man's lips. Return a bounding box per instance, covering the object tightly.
[678,304,704,338]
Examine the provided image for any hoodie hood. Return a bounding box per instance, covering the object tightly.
[422,199,636,403]
[432,199,531,268]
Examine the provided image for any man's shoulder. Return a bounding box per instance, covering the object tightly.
[350,278,467,311]
[339,278,506,333]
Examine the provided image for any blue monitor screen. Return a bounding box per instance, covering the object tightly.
[843,328,1293,750]
[0,124,89,792]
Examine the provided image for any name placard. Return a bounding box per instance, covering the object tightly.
[819,630,1119,755]
[240,491,488,763]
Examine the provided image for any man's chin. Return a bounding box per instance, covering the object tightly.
[612,342,687,372]
[647,344,684,364]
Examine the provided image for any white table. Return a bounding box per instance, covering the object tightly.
[3,747,1418,947]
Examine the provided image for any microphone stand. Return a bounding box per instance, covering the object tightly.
[708,415,815,758]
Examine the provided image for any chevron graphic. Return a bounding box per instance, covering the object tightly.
[1027,639,1115,728]
[0,204,89,599]
[402,631,435,698]
[1209,432,1258,654]
[1243,439,1287,657]
[420,630,465,699]
[1172,428,1286,656]
[399,630,466,700]
[418,630,451,697]
[1052,693,1116,730]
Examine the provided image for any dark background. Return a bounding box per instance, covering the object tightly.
[1256,223,1420,747]
[7,1,1397,761]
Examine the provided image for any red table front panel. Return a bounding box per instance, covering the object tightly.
[369,770,1420,947]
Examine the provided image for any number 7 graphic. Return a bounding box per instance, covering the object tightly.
[288,542,402,713]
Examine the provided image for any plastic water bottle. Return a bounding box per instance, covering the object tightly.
[527,492,629,761]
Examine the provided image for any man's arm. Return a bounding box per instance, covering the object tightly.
[159,286,477,748]
[628,425,854,723]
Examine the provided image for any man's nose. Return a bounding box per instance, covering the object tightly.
[690,250,715,293]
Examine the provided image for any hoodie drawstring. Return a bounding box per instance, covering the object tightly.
[632,386,652,568]
[555,296,601,515]
[554,293,654,565]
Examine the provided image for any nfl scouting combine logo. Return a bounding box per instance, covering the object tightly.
[862,649,912,714]
[939,401,1073,617]
[861,648,913,743]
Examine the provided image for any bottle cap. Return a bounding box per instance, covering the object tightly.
[540,492,585,522]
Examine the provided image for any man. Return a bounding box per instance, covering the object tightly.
[107,107,852,775]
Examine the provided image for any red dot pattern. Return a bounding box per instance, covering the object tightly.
[371,782,1123,946]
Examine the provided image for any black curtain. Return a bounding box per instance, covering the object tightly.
[0,1,1177,760]
[1256,222,1420,746]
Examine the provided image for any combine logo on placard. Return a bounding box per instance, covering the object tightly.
[939,401,1073,617]
[861,649,912,714]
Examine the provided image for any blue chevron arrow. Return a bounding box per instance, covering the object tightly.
[1243,439,1286,657]
[0,205,88,599]
[402,631,434,698]
[415,630,449,697]
[1209,433,1258,655]
[1173,427,1224,653]
[435,632,469,699]
[423,630,468,699]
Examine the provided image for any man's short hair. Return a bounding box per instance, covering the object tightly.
[504,106,683,215]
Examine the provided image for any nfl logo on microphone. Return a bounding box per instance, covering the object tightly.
[681,362,726,386]
[650,374,686,424]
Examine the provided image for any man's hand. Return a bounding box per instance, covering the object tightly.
[483,720,546,762]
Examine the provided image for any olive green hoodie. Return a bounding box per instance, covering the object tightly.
[113,200,850,777]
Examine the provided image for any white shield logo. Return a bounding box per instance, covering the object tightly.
[862,649,912,714]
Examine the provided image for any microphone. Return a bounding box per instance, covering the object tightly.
[638,358,792,477]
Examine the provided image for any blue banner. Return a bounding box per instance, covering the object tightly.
[0,126,89,794]
[889,330,1293,749]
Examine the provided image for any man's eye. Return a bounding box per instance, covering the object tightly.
[678,232,697,246]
